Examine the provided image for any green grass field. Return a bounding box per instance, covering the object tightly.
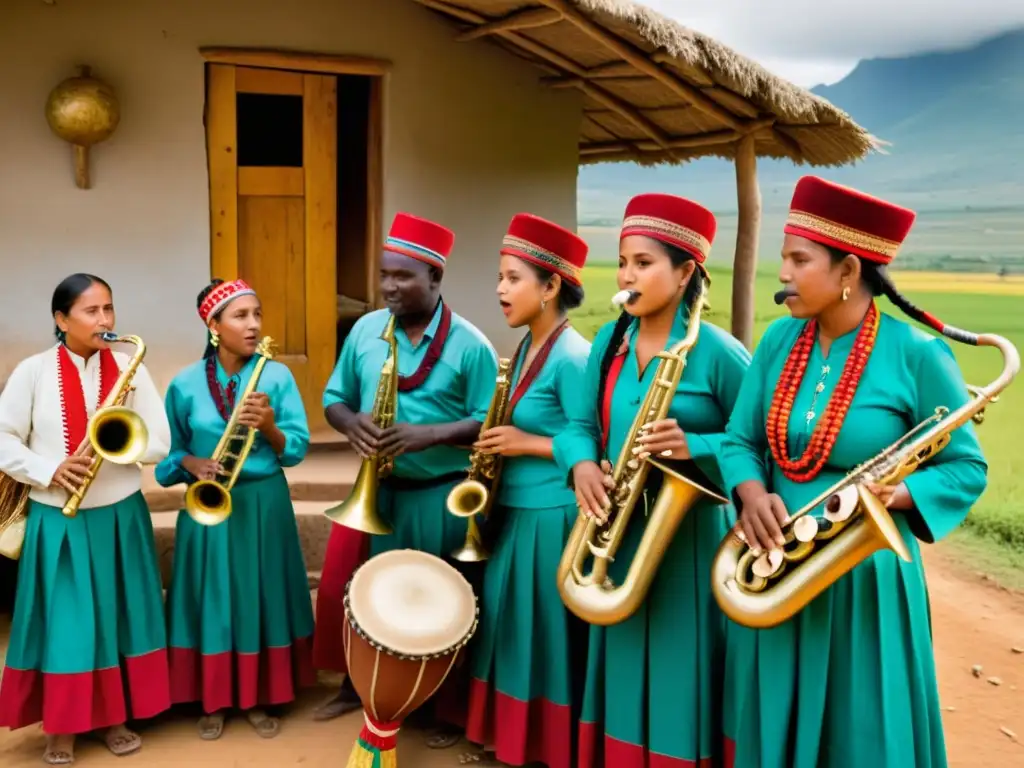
[569,264,1024,568]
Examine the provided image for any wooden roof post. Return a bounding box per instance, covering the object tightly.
[731,134,761,349]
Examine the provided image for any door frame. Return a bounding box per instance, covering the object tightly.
[200,45,389,367]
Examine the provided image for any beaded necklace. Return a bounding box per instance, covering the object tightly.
[766,302,880,482]
[205,355,238,423]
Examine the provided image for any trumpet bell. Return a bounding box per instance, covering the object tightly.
[88,405,149,465]
[445,479,488,519]
[324,460,393,535]
[450,516,489,563]
[184,479,233,526]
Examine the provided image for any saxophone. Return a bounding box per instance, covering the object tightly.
[446,357,513,563]
[323,314,399,535]
[711,331,1020,630]
[62,333,151,518]
[184,336,276,526]
[557,284,728,626]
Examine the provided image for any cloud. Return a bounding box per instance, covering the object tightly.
[640,0,1024,86]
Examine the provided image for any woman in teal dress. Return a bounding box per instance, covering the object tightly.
[718,176,990,768]
[556,194,751,767]
[0,273,172,764]
[461,213,592,768]
[157,278,315,741]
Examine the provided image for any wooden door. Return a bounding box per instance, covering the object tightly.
[206,64,337,430]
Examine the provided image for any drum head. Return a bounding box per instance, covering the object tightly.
[348,549,477,658]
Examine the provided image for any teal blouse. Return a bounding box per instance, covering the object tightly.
[554,309,752,493]
[155,356,310,487]
[719,312,988,543]
[323,303,499,479]
[498,326,591,509]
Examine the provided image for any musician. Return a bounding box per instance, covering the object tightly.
[0,273,171,764]
[156,278,315,741]
[719,176,989,768]
[460,214,591,768]
[557,195,751,767]
[318,212,499,745]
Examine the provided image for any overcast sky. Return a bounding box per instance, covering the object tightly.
[641,0,1024,87]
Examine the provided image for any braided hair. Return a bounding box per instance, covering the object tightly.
[827,248,978,346]
[596,242,707,417]
[197,278,226,358]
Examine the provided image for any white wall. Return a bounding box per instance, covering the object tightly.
[0,0,581,389]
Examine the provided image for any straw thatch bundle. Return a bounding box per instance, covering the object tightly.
[413,0,880,167]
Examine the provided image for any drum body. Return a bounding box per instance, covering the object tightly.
[343,549,478,723]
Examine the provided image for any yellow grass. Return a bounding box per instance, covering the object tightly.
[890,271,1024,296]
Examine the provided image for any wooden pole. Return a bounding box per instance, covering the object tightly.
[731,134,761,349]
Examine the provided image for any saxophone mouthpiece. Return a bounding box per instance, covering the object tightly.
[612,290,639,307]
[774,287,798,306]
[98,331,119,342]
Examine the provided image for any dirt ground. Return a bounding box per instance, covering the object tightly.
[1,545,1022,767]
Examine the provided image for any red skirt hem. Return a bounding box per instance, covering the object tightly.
[0,648,171,734]
[466,678,574,768]
[168,636,315,713]
[578,721,716,768]
[312,525,369,673]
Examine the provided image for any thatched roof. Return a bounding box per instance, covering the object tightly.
[412,0,880,166]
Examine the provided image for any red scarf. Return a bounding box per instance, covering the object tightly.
[600,335,630,453]
[506,320,570,421]
[396,302,453,392]
[57,345,120,457]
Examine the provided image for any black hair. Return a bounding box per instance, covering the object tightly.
[825,247,978,345]
[597,241,706,419]
[522,261,586,313]
[197,278,226,358]
[51,273,112,343]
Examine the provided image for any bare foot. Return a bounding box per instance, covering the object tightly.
[100,724,141,756]
[245,708,280,739]
[312,685,362,721]
[197,711,226,740]
[43,734,75,765]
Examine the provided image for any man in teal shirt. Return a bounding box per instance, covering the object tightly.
[312,212,498,743]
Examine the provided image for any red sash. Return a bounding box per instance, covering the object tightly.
[56,345,120,456]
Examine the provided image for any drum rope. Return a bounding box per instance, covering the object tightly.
[391,660,428,722]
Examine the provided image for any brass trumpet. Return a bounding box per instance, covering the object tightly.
[711,331,1020,630]
[446,357,513,563]
[324,315,398,535]
[63,332,150,518]
[557,285,727,626]
[184,336,275,526]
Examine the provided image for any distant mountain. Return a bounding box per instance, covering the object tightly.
[578,28,1024,221]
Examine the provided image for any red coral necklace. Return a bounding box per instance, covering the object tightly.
[766,302,880,482]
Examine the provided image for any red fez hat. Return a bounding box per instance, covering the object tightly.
[620,193,717,269]
[785,176,916,265]
[500,213,589,287]
[383,212,455,270]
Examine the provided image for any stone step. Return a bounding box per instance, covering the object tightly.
[143,450,362,511]
[152,501,339,589]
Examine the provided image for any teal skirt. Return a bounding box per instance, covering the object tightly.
[0,492,170,734]
[369,477,467,560]
[165,472,315,713]
[579,499,733,767]
[465,502,585,768]
[722,516,948,768]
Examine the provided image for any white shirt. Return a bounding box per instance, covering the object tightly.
[0,345,171,509]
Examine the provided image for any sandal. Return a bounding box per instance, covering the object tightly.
[312,686,362,721]
[43,734,75,765]
[426,724,462,749]
[245,708,281,739]
[197,712,226,740]
[458,749,499,765]
[100,725,142,757]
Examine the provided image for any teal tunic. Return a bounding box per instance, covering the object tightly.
[323,303,499,560]
[719,311,988,768]
[156,355,315,713]
[555,311,751,767]
[465,326,591,768]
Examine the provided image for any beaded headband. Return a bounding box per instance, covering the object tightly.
[198,279,256,324]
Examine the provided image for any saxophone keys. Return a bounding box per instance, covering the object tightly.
[751,549,784,579]
[823,484,859,524]
[792,516,819,543]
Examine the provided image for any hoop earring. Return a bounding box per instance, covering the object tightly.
[210,330,220,348]
[841,286,851,302]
